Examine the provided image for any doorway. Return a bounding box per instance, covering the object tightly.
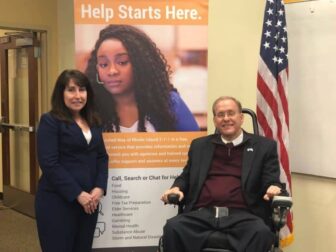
[0,30,43,217]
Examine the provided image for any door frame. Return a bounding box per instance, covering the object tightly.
[0,32,40,217]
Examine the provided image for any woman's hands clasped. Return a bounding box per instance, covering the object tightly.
[77,187,104,214]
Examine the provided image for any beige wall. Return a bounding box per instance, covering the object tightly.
[0,0,59,99]
[1,0,336,251]
[57,0,75,70]
[0,0,59,193]
[290,174,336,251]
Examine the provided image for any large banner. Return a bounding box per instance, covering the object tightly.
[74,0,208,250]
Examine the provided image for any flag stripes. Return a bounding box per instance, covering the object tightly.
[256,0,293,246]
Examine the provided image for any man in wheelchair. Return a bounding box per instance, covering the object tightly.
[160,96,284,252]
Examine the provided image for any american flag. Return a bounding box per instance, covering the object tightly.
[256,0,293,246]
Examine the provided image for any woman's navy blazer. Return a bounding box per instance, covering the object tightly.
[36,113,109,202]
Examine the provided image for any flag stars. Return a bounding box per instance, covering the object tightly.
[263,41,271,49]
[266,8,274,15]
[264,30,271,38]
[274,33,279,40]
[272,56,285,65]
[266,19,272,26]
[260,0,288,75]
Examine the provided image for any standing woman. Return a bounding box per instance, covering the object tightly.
[35,69,108,252]
[85,24,200,132]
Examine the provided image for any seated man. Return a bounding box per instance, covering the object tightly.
[160,96,283,252]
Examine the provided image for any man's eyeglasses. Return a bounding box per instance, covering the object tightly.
[215,111,238,119]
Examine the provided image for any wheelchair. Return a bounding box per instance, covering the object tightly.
[159,192,292,252]
[158,109,293,252]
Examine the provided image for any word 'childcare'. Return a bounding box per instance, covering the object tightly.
[80,4,201,22]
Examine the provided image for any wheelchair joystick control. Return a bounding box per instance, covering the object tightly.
[167,193,180,205]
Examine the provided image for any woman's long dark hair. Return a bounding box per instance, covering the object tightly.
[50,69,101,127]
[85,25,176,132]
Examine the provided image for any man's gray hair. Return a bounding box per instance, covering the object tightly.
[212,96,242,116]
